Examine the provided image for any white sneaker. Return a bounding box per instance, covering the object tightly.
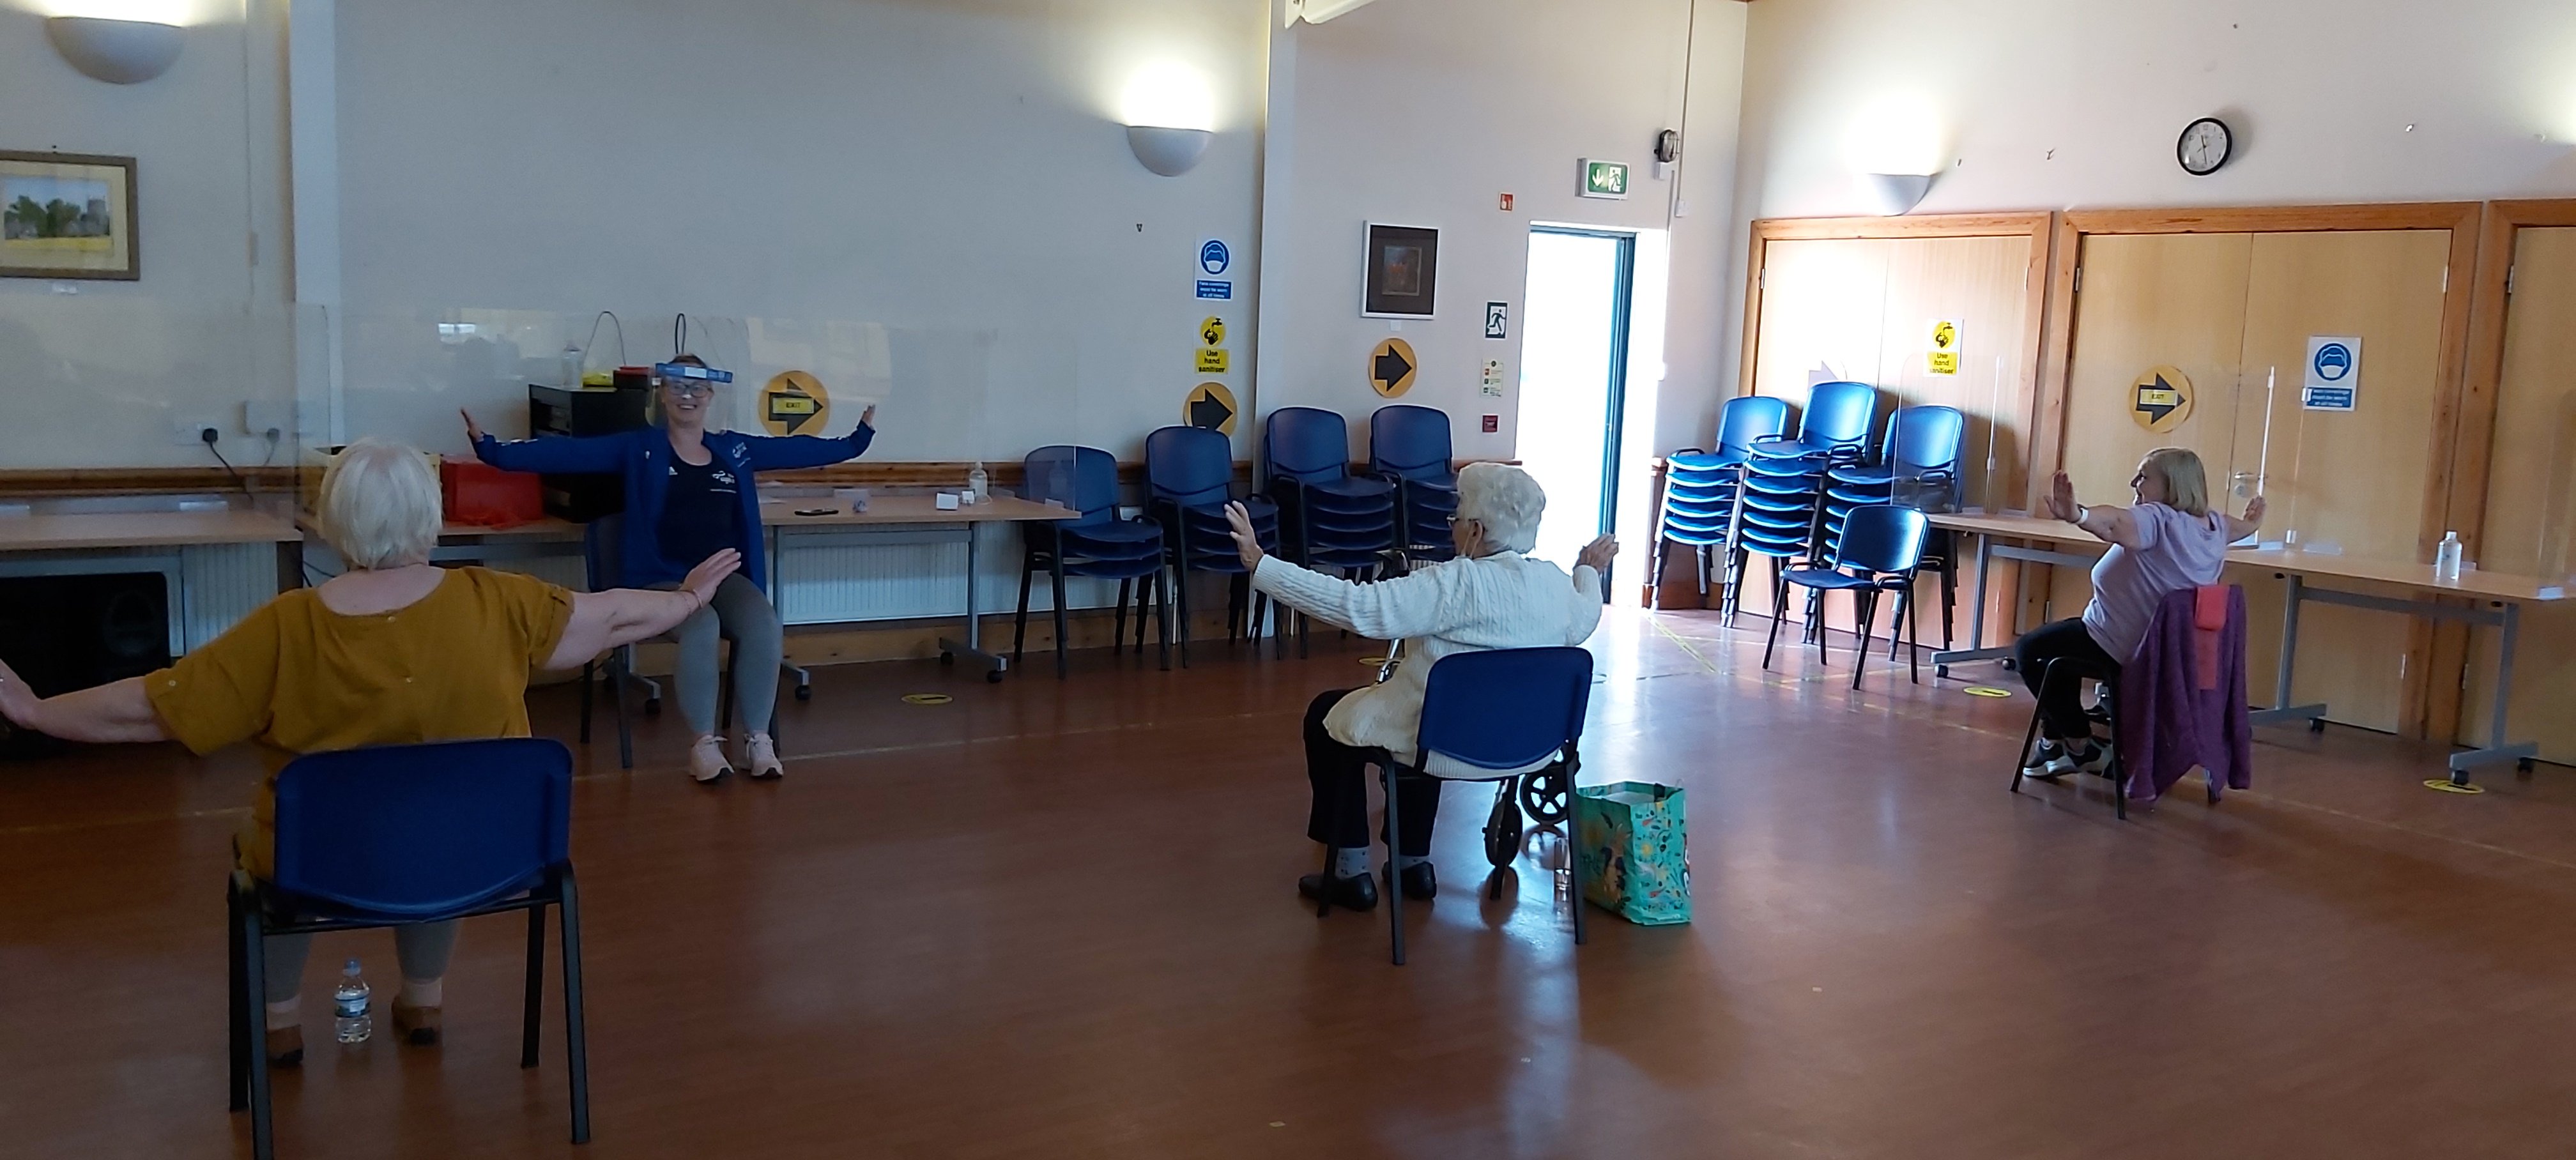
[687,735,732,784]
[741,732,783,781]
[2072,741,2115,777]
[2022,739,2071,780]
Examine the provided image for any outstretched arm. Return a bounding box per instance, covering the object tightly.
[1228,502,1457,640]
[545,550,742,670]
[465,409,629,473]
[739,408,878,470]
[0,669,167,744]
[2044,470,2144,548]
[2223,495,2266,542]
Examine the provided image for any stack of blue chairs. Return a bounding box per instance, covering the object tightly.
[1013,445,1169,678]
[1368,405,1460,566]
[1820,405,1965,560]
[1726,380,1881,623]
[1266,407,1399,656]
[1144,425,1282,665]
[1652,395,1790,599]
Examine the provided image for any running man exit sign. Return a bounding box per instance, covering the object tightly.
[1580,159,1630,199]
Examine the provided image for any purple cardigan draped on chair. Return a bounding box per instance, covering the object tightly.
[2115,584,2253,803]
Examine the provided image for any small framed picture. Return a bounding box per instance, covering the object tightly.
[0,151,137,280]
[1362,222,1438,319]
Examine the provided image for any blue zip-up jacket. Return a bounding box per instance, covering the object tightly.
[475,424,875,591]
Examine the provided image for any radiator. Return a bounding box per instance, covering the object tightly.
[179,543,282,651]
[774,523,1124,627]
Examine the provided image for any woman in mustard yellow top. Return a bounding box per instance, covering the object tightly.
[0,439,739,1065]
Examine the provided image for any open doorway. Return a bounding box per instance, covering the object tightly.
[1515,227,1637,591]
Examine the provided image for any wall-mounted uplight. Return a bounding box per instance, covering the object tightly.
[1121,63,1215,177]
[1286,0,1384,26]
[46,15,185,83]
[1846,95,1944,215]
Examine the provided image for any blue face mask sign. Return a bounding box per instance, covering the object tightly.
[2301,336,2359,412]
[1199,240,1230,276]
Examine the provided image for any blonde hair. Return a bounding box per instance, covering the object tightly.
[320,438,441,570]
[2141,447,2210,517]
[1456,462,1547,554]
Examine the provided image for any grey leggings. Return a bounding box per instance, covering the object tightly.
[665,572,783,735]
[264,922,458,1004]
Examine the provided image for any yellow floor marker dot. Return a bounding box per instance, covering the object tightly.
[2422,779,2485,795]
[1963,686,2013,698]
[901,693,954,706]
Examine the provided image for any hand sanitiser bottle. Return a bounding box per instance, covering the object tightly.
[333,959,372,1044]
[2435,531,2464,583]
[966,461,988,505]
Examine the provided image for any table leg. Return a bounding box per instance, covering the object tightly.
[2248,572,2329,729]
[2446,599,2541,784]
[936,524,1009,682]
[1931,533,2002,676]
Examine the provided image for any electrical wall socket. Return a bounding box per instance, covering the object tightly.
[241,401,296,439]
[169,415,224,447]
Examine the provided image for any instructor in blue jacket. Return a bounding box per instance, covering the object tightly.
[464,355,875,784]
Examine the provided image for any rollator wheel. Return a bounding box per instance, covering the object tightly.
[1483,791,1522,869]
[1520,767,1569,825]
[795,685,813,702]
[643,696,661,717]
[939,651,955,666]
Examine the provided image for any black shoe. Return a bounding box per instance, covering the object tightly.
[1298,871,1379,912]
[1390,860,1437,901]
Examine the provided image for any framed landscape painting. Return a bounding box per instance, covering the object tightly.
[0,152,137,280]
[1361,222,1438,319]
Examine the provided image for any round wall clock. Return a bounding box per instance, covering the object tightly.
[2177,117,2232,176]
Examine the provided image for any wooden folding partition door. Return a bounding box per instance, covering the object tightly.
[2451,202,2576,763]
[2044,206,2480,736]
[1730,213,2053,637]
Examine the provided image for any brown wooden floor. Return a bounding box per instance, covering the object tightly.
[6,608,2576,1159]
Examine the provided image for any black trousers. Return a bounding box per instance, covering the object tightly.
[1305,689,1439,857]
[2012,618,2119,742]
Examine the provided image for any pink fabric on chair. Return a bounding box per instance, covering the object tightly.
[2193,583,2228,691]
[2115,584,2253,804]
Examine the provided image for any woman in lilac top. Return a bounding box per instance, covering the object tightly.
[2014,448,2263,779]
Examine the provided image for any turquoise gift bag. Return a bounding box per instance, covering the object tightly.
[1575,782,1690,925]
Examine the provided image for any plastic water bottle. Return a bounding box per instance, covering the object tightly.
[332,959,372,1044]
[2435,531,2464,583]
[965,461,988,505]
[559,343,582,389]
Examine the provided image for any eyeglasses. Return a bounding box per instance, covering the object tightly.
[664,381,717,400]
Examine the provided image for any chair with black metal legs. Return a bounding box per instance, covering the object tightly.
[573,514,783,768]
[1367,404,1460,566]
[1351,646,1596,966]
[227,738,588,1160]
[1144,425,1284,665]
[1764,504,1929,689]
[1266,408,1398,657]
[2009,657,2131,820]
[1012,445,1170,677]
[1819,405,1965,656]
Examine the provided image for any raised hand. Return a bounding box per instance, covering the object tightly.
[2048,470,2079,522]
[460,408,486,445]
[859,404,877,430]
[1577,535,1619,572]
[2244,494,2266,527]
[1223,501,1266,571]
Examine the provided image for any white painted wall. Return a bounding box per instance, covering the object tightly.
[1257,0,1745,468]
[328,0,1269,466]
[0,0,296,469]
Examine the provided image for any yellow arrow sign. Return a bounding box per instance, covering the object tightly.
[1369,337,1418,398]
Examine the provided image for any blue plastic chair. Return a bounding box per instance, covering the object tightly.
[1144,425,1284,664]
[1710,395,1795,466]
[1819,405,1966,654]
[1015,445,1170,677]
[1266,408,1398,655]
[227,738,588,1160]
[1353,646,1595,966]
[1763,504,1930,688]
[576,514,783,770]
[1651,397,1794,599]
[1368,405,1460,563]
[1751,380,1880,464]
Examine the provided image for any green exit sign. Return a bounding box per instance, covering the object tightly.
[1580,158,1630,200]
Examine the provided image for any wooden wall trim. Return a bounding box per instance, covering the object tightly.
[0,460,1266,499]
[2062,202,2484,235]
